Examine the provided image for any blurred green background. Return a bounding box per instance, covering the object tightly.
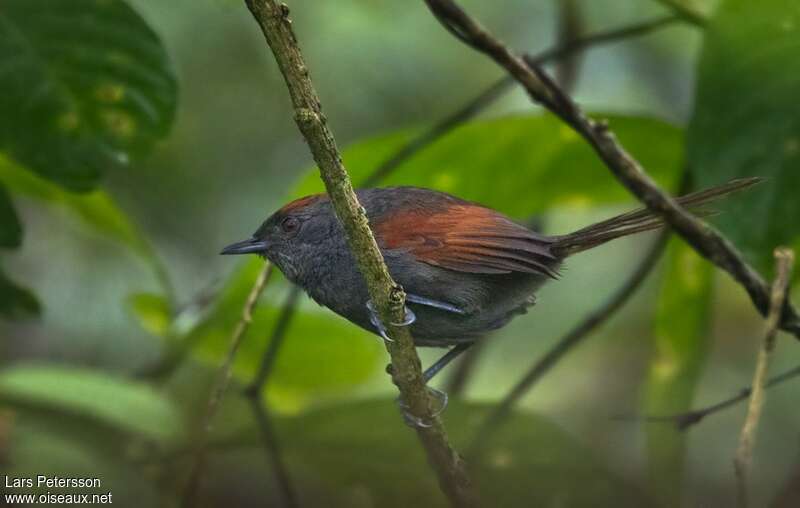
[2,0,800,506]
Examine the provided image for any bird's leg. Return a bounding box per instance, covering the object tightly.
[393,342,474,428]
[367,293,464,342]
[423,342,473,383]
[366,300,416,342]
[405,293,466,315]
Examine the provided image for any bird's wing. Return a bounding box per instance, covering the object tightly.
[373,202,560,278]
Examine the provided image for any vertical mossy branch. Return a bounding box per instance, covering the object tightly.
[243,1,475,505]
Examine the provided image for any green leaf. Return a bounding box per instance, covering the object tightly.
[214,400,652,507]
[293,115,683,218]
[0,364,183,443]
[0,154,164,280]
[0,0,177,190]
[128,292,171,337]
[0,269,40,319]
[197,304,384,403]
[0,182,21,248]
[687,0,800,273]
[189,259,384,409]
[642,241,714,504]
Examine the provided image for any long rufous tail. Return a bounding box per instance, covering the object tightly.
[551,177,761,257]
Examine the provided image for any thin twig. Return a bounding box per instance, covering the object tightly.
[468,230,669,456]
[248,398,299,508]
[242,286,302,508]
[182,262,274,507]
[444,339,484,396]
[734,248,795,508]
[203,263,274,421]
[421,0,800,340]
[553,0,584,90]
[245,285,302,396]
[361,14,681,187]
[243,2,475,506]
[633,364,800,430]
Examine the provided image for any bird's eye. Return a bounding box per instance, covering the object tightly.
[280,216,300,234]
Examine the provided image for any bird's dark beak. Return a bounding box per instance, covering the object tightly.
[220,237,268,255]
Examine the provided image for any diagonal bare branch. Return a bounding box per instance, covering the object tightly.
[421,0,800,339]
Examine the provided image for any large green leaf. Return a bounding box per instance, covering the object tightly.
[642,241,714,504]
[189,259,384,409]
[293,115,683,218]
[0,364,183,443]
[687,0,800,273]
[0,0,177,190]
[208,400,651,507]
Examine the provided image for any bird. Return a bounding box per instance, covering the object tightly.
[221,178,759,408]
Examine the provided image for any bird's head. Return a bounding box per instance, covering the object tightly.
[220,193,335,282]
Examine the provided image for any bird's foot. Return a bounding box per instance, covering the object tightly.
[366,300,416,342]
[396,385,449,428]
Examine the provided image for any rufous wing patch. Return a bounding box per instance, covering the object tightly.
[374,202,560,278]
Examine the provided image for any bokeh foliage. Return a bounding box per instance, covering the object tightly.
[1,0,799,506]
[0,0,177,190]
[643,241,714,503]
[295,115,684,218]
[0,0,176,317]
[687,0,800,273]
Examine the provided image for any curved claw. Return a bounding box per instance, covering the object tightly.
[366,300,393,342]
[366,301,416,342]
[395,386,450,428]
[426,385,449,418]
[392,306,416,327]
